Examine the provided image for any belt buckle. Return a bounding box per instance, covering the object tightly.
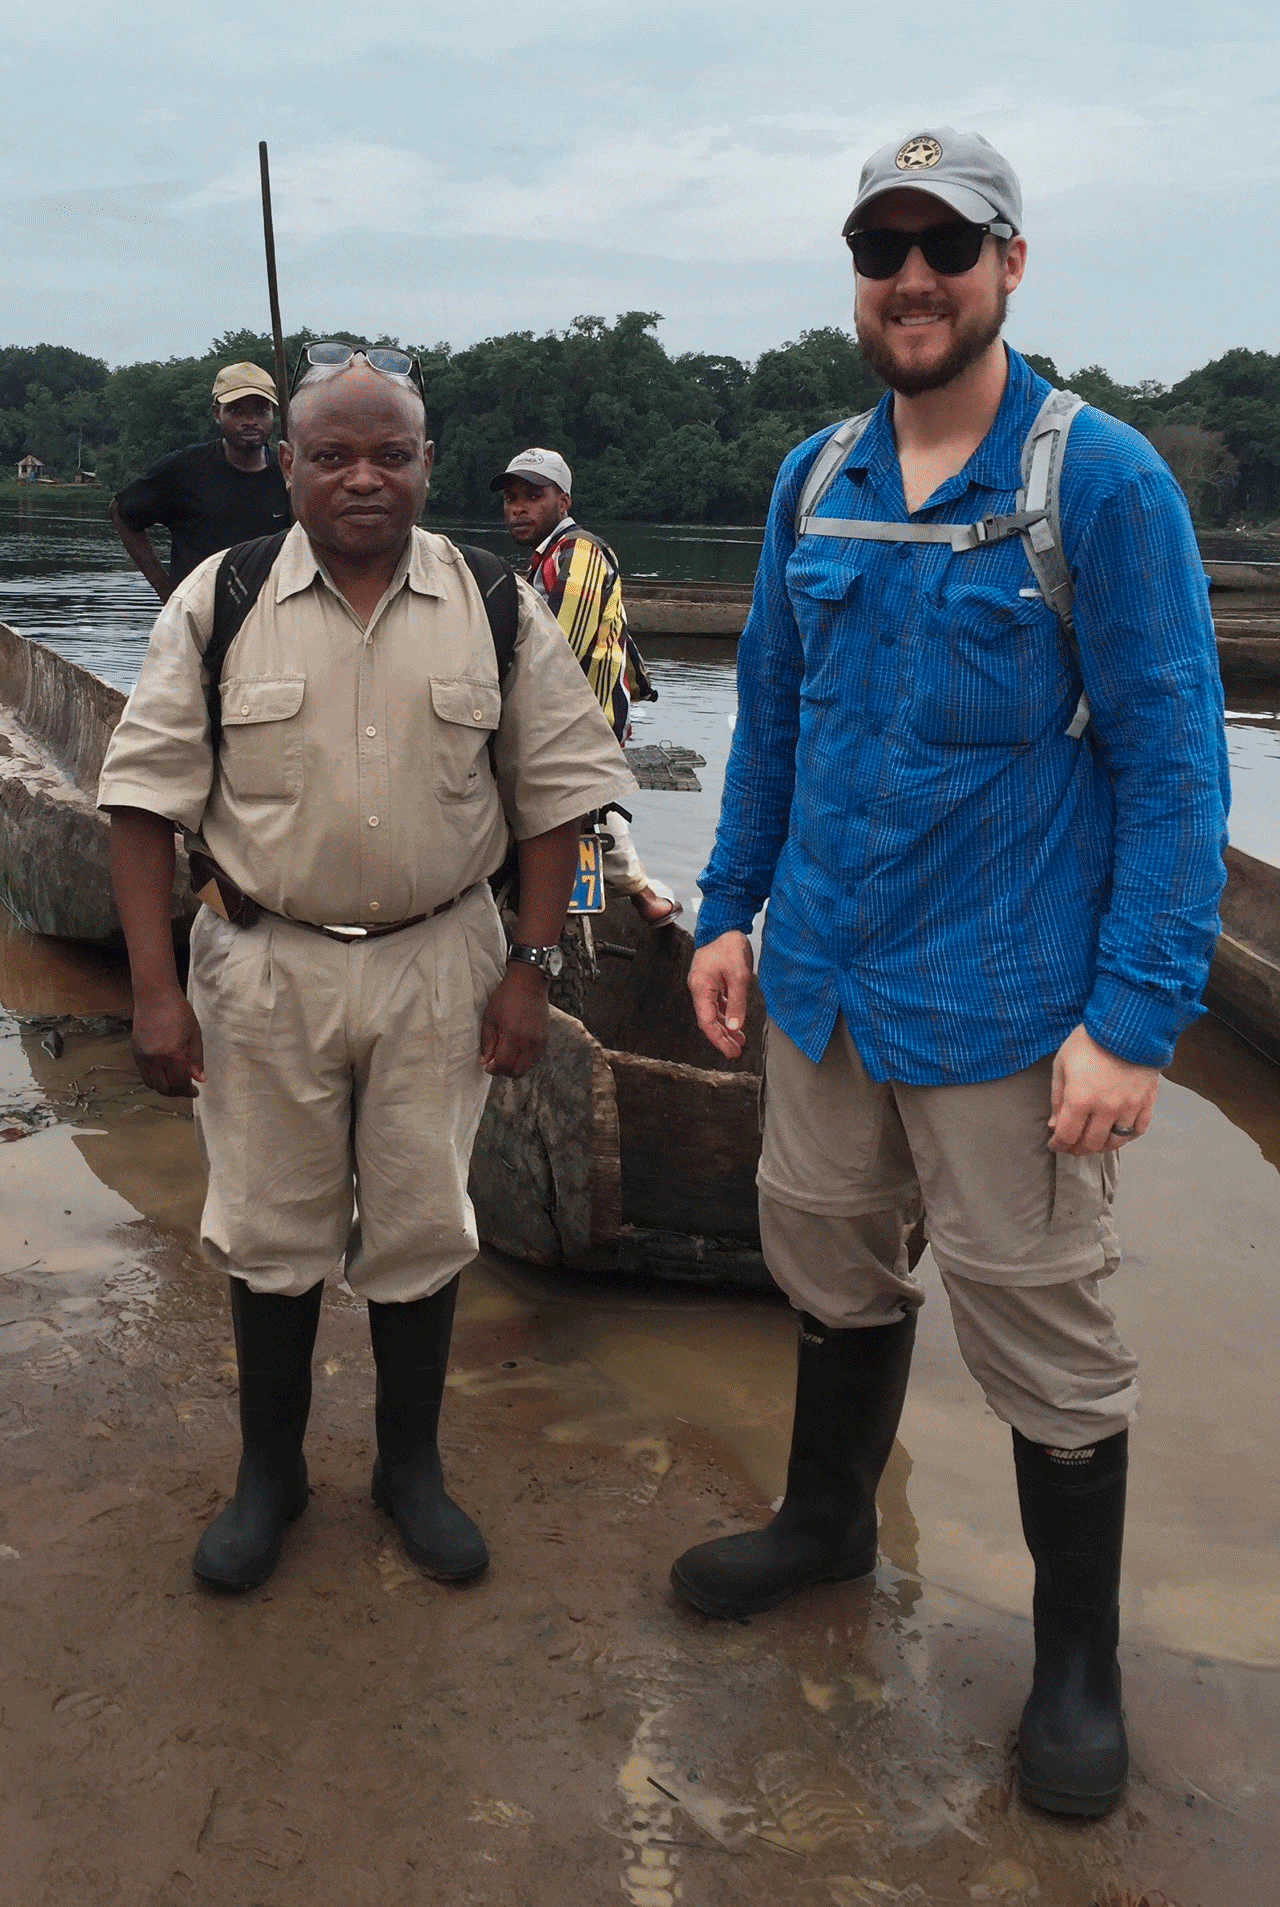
[321,923,369,940]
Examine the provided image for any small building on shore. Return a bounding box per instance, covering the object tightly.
[16,455,44,483]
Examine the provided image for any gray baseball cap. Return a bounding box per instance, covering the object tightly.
[490,447,573,494]
[843,128,1022,236]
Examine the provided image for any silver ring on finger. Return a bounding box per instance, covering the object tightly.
[1110,1123,1136,1136]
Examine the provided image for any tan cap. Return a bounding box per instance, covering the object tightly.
[211,361,279,406]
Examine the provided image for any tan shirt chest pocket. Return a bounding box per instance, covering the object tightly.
[430,676,502,803]
[219,675,305,801]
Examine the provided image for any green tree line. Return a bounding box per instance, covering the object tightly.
[3,318,1278,526]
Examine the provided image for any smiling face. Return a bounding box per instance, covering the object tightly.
[502,476,571,546]
[279,367,433,569]
[852,188,1026,397]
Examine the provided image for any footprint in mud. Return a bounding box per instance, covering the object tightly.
[754,1747,879,1853]
[52,1689,124,1727]
[196,1792,305,1873]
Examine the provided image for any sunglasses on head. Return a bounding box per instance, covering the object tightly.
[289,340,425,400]
[845,219,1013,280]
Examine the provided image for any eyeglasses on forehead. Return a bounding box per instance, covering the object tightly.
[289,340,424,400]
[845,219,1013,281]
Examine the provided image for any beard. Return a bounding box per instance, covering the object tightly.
[856,284,1008,397]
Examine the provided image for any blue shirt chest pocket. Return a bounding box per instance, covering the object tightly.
[785,546,867,683]
[909,564,1074,749]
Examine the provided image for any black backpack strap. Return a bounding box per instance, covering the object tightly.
[456,543,519,684]
[206,530,291,752]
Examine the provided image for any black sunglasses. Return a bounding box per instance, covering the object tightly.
[845,219,1013,280]
[289,340,425,401]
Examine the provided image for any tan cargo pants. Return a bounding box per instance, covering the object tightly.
[757,1016,1139,1446]
[188,885,507,1302]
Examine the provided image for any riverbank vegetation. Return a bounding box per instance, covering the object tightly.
[2,319,1277,526]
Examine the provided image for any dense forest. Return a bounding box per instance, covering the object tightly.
[2,316,1277,527]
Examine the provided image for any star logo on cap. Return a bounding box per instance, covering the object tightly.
[896,135,943,171]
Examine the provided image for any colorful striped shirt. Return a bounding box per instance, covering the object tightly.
[695,347,1230,1084]
[528,519,630,740]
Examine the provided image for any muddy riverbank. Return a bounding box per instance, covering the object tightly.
[2,907,1278,1906]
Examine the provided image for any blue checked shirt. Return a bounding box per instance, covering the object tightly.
[695,348,1229,1084]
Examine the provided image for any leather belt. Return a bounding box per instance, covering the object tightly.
[308,886,474,944]
[188,847,475,941]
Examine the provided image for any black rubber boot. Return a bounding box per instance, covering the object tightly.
[670,1309,917,1618]
[192,1278,323,1591]
[1014,1428,1129,1817]
[368,1279,488,1581]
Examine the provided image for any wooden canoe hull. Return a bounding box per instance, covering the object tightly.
[1204,845,1280,1065]
[0,622,195,942]
[469,896,772,1289]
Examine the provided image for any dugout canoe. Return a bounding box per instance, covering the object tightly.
[1203,845,1280,1067]
[469,895,774,1290]
[0,621,195,942]
[625,563,1280,691]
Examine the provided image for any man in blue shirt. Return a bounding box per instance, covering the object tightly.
[669,129,1228,1820]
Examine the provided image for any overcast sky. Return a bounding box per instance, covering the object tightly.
[3,0,1276,385]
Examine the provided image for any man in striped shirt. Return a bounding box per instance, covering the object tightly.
[669,129,1228,1819]
[494,448,680,924]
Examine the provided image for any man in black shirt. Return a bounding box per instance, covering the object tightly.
[110,361,291,600]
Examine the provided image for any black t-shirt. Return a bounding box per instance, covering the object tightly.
[113,439,291,585]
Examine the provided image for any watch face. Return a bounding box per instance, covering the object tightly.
[546,945,565,978]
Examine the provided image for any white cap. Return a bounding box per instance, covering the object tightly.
[490,447,573,495]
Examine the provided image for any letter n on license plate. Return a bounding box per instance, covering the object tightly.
[568,833,607,914]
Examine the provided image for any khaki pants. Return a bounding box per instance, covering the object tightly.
[758,1017,1138,1446]
[188,886,507,1302]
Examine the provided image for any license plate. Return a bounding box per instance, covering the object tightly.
[568,832,607,914]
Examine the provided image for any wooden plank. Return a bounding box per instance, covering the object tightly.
[606,1048,761,1239]
[469,1006,621,1267]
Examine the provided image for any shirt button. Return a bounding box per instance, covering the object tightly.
[369,901,380,913]
[896,546,909,559]
[855,803,869,818]
[869,720,883,736]
[879,634,897,647]
[241,705,250,716]
[368,815,379,828]
[365,725,377,737]
[472,708,483,722]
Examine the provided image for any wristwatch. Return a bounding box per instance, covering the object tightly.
[507,942,565,979]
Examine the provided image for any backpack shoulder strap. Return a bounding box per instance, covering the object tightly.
[1017,389,1084,628]
[794,412,876,537]
[1017,389,1088,735]
[456,543,519,684]
[206,529,290,753]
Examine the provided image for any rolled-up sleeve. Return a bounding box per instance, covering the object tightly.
[493,579,636,838]
[97,558,219,829]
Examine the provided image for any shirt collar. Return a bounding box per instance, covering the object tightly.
[535,515,576,557]
[274,522,443,605]
[840,345,1049,506]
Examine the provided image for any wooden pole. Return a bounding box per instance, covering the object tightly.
[258,141,289,439]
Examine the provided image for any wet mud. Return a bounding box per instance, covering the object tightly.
[2,909,1278,1906]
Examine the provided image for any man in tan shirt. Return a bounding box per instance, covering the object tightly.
[100,353,633,1593]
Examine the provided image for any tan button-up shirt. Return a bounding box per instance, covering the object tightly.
[98,524,636,925]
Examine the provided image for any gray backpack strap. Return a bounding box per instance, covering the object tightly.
[794,411,875,536]
[1018,389,1088,736]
